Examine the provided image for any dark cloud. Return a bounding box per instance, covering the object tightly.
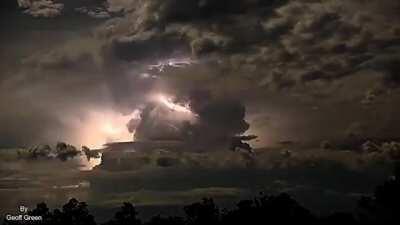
[97,0,287,61]
[358,53,400,88]
[107,29,190,61]
[156,156,180,167]
[106,0,284,23]
[186,98,251,150]
[188,96,250,137]
[75,6,110,19]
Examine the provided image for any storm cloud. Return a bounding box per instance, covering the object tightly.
[0,0,400,150]
[131,89,252,151]
[2,1,400,220]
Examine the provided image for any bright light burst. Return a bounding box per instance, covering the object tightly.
[157,95,193,114]
[79,153,102,171]
[148,57,197,72]
[67,109,140,149]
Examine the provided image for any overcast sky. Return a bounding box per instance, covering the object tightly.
[0,0,400,220]
[1,0,400,148]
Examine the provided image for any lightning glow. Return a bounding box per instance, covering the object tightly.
[79,153,102,171]
[148,57,197,72]
[65,109,140,149]
[157,95,193,114]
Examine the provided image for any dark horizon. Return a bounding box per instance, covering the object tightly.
[3,164,400,224]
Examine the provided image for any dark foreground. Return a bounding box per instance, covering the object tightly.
[3,164,400,225]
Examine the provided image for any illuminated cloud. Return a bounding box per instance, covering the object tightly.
[148,57,197,72]
[63,109,137,149]
[17,0,64,18]
[156,94,193,114]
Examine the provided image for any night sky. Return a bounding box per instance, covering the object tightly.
[0,0,400,221]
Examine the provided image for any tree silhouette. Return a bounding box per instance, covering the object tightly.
[184,198,219,225]
[357,162,400,224]
[59,198,96,225]
[29,202,53,225]
[103,202,141,225]
[221,193,316,225]
[145,215,185,225]
[319,212,358,225]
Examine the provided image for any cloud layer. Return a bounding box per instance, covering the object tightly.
[1,0,399,149]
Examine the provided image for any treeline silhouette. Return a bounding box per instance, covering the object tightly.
[3,164,400,225]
